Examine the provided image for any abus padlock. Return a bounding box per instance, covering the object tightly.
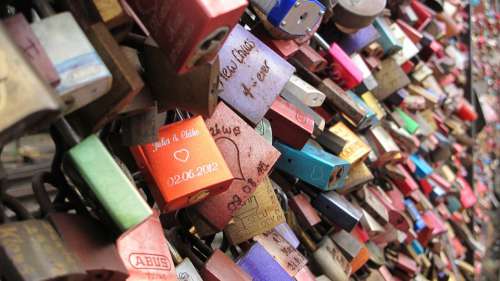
[371,58,410,101]
[0,220,86,281]
[224,177,286,245]
[117,211,177,280]
[218,24,295,124]
[330,0,386,31]
[274,140,350,191]
[31,12,112,114]
[3,14,60,86]
[265,96,314,149]
[253,229,308,277]
[328,121,371,165]
[54,119,153,232]
[0,23,62,147]
[66,22,144,135]
[127,0,247,74]
[237,242,294,281]
[143,39,219,117]
[132,116,234,212]
[194,102,281,230]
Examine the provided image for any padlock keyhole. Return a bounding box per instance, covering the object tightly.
[298,12,309,24]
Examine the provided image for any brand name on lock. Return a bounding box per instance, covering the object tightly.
[129,253,172,271]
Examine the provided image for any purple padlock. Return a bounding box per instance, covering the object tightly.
[237,242,294,281]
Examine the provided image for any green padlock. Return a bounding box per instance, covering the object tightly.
[395,108,420,135]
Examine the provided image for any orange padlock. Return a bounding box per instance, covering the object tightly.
[131,116,234,212]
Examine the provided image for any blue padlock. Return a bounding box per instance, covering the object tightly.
[411,240,425,255]
[251,0,325,37]
[372,17,402,56]
[404,199,426,232]
[410,154,433,179]
[347,91,379,129]
[274,140,350,191]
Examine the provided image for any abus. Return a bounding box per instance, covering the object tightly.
[129,253,171,271]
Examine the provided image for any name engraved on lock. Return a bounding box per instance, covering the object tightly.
[218,25,295,124]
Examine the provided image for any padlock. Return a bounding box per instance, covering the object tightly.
[54,119,152,232]
[372,17,402,56]
[315,129,347,155]
[361,92,386,121]
[218,24,295,124]
[250,0,326,39]
[296,228,350,280]
[265,96,315,149]
[330,0,386,31]
[356,186,389,225]
[350,54,379,93]
[328,121,371,165]
[369,186,411,233]
[92,0,132,37]
[409,154,433,179]
[358,208,385,236]
[143,39,219,117]
[253,229,308,277]
[424,19,446,39]
[313,35,363,90]
[274,140,350,191]
[291,44,328,73]
[127,0,247,74]
[32,172,129,280]
[3,14,60,86]
[330,230,370,273]
[365,125,402,166]
[194,102,281,230]
[0,195,86,281]
[31,12,112,114]
[237,242,294,281]
[253,27,300,59]
[371,58,410,101]
[336,25,380,55]
[309,189,363,232]
[280,89,326,134]
[396,19,423,45]
[393,108,420,135]
[281,75,326,108]
[390,23,420,66]
[119,104,160,146]
[0,23,62,147]
[66,22,144,135]
[341,162,374,193]
[131,116,234,212]
[116,211,177,280]
[274,223,301,249]
[167,241,203,281]
[224,177,286,245]
[289,193,322,229]
[411,0,433,31]
[404,199,427,233]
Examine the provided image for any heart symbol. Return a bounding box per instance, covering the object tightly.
[173,148,190,163]
[215,137,245,181]
[310,166,324,181]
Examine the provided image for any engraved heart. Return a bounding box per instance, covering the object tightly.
[173,148,190,163]
[310,166,324,180]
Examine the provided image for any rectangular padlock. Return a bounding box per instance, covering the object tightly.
[274,140,350,191]
[330,230,370,273]
[356,186,389,225]
[250,0,325,39]
[372,17,402,56]
[202,250,252,281]
[143,40,219,117]
[0,220,86,281]
[346,91,378,129]
[237,242,294,281]
[218,24,295,124]
[329,121,372,164]
[366,125,402,165]
[409,154,433,179]
[390,23,420,66]
[361,91,386,121]
[411,0,433,30]
[224,177,286,245]
[67,134,153,231]
[371,58,410,100]
[67,22,144,134]
[253,229,308,277]
[194,102,281,230]
[49,213,129,280]
[265,96,315,149]
[289,193,322,229]
[3,14,60,86]
[31,12,112,114]
[131,116,234,212]
[280,89,326,133]
[311,190,363,232]
[291,44,328,73]
[311,237,351,280]
[359,208,385,236]
[116,211,177,280]
[341,162,374,193]
[318,40,364,90]
[350,54,379,93]
[127,0,247,74]
[281,75,326,108]
[396,19,423,44]
[315,129,347,155]
[336,25,380,55]
[0,23,62,147]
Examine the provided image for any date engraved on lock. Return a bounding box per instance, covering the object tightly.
[129,253,172,271]
[168,162,219,187]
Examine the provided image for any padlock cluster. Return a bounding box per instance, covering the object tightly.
[0,0,498,281]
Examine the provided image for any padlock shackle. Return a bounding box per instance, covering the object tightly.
[32,172,57,217]
[33,0,56,18]
[53,118,82,148]
[1,193,33,221]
